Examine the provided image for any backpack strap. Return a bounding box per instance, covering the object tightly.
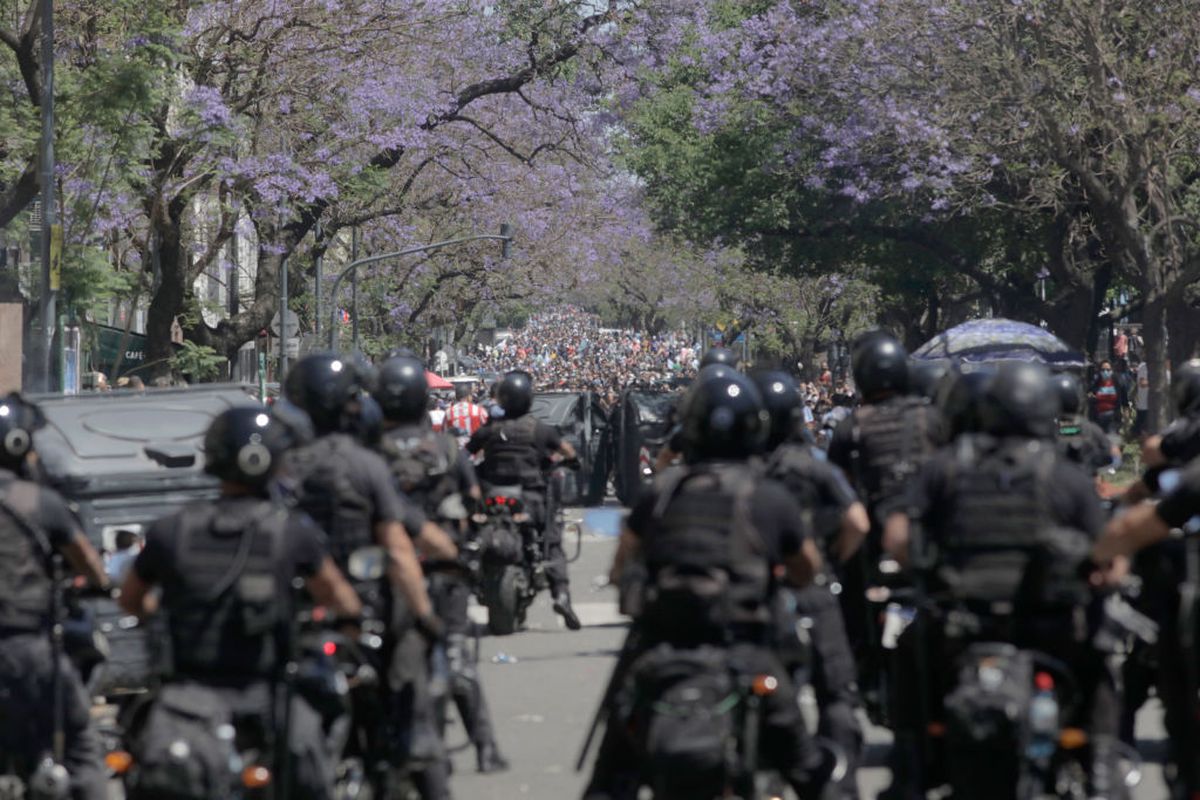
[0,479,54,564]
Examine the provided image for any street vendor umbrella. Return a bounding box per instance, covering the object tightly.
[912,318,1086,369]
[425,370,453,389]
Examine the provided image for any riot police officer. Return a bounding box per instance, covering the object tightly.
[0,393,108,800]
[373,355,509,774]
[884,362,1121,797]
[653,349,741,472]
[466,369,581,630]
[826,333,943,713]
[281,353,456,799]
[1052,372,1118,477]
[119,406,362,799]
[1133,358,1200,493]
[583,369,833,800]
[1095,366,1200,798]
[755,371,868,799]
[908,361,948,404]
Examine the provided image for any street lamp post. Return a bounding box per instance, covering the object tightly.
[36,0,56,392]
[326,226,514,350]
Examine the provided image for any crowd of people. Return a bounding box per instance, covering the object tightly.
[471,307,700,394]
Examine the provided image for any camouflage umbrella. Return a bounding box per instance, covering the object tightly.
[912,318,1086,369]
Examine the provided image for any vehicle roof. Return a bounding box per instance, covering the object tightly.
[31,384,260,483]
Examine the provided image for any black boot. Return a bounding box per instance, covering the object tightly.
[553,590,582,630]
[476,742,510,774]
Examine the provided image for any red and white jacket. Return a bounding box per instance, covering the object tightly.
[447,401,488,437]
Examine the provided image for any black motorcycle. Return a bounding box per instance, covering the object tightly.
[888,593,1149,800]
[472,485,542,636]
[1,561,112,800]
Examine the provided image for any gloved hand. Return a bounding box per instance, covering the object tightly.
[415,612,446,643]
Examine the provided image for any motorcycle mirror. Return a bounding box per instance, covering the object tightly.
[347,546,386,582]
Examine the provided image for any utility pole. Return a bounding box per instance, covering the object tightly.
[313,222,323,338]
[36,0,56,392]
[278,254,289,377]
[350,226,360,352]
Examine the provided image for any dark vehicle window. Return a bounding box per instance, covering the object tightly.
[629,392,673,427]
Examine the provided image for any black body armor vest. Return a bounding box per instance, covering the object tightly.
[640,465,772,644]
[166,501,286,680]
[380,425,459,518]
[0,478,54,632]
[478,415,544,490]
[849,396,937,519]
[287,434,374,569]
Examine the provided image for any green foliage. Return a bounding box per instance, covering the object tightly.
[170,340,225,382]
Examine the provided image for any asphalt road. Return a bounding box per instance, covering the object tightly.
[445,507,1173,800]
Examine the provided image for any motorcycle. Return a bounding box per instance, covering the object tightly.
[302,545,443,800]
[1,561,113,800]
[471,485,542,636]
[878,587,1150,800]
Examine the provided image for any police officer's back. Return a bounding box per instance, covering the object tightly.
[1052,372,1117,477]
[828,334,943,532]
[280,353,453,798]
[281,353,443,628]
[755,371,867,800]
[119,407,361,800]
[374,355,508,774]
[467,369,581,629]
[884,363,1119,796]
[585,370,832,800]
[0,394,109,800]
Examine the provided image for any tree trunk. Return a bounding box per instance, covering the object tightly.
[1142,297,1170,430]
[1167,291,1200,368]
[144,199,187,380]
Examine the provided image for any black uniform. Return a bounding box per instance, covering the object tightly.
[1159,415,1200,466]
[826,395,942,707]
[467,414,570,593]
[893,437,1118,795]
[763,441,863,798]
[131,497,333,798]
[0,472,106,800]
[284,432,449,796]
[378,422,502,762]
[1144,459,1200,794]
[583,465,829,800]
[1057,413,1115,475]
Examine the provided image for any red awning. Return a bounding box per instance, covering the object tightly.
[425,370,453,389]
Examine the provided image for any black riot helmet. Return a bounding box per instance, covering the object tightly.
[1171,359,1200,417]
[852,333,909,401]
[375,356,429,423]
[978,362,1059,440]
[700,347,739,369]
[935,368,994,440]
[908,360,948,402]
[497,370,534,417]
[752,370,803,451]
[204,406,296,489]
[682,369,768,462]
[1050,372,1085,416]
[283,353,363,435]
[353,394,385,447]
[0,393,44,470]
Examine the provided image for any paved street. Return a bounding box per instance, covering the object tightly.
[446,507,1173,799]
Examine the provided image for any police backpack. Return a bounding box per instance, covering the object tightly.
[382,429,457,513]
[124,683,239,800]
[621,644,737,796]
